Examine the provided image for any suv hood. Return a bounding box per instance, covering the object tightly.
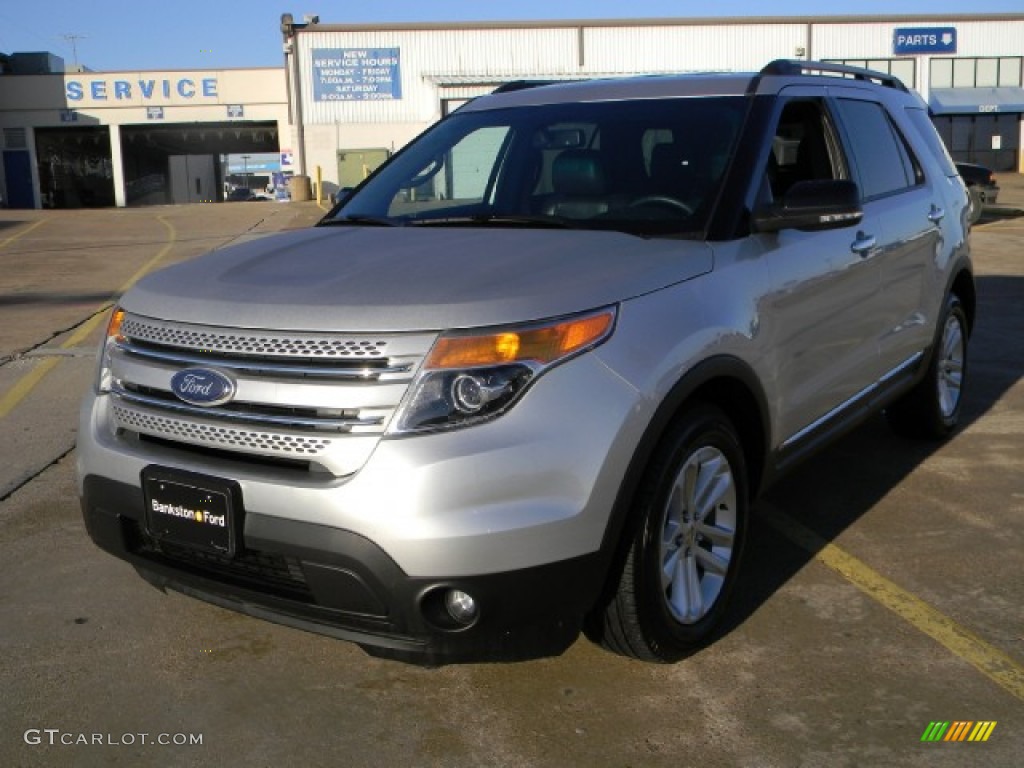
[124,226,712,332]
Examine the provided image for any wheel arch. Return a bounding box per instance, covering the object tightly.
[949,266,976,336]
[587,356,770,617]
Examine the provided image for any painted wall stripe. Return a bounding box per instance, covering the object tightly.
[765,507,1024,703]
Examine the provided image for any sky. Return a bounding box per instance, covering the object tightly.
[2,1,1023,73]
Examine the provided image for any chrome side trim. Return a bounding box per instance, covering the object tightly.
[781,352,924,450]
[115,340,412,380]
[878,351,924,385]
[110,384,383,431]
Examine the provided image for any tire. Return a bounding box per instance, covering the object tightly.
[886,293,968,439]
[966,186,983,225]
[589,403,748,662]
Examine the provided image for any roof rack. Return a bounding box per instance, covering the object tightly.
[492,80,562,94]
[761,59,909,93]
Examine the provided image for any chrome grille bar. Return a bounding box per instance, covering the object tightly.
[115,339,413,380]
[111,384,383,432]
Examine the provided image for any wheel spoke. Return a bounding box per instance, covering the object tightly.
[694,545,730,576]
[681,461,698,518]
[696,520,734,547]
[693,456,731,521]
[662,547,681,591]
[943,324,963,361]
[668,550,703,621]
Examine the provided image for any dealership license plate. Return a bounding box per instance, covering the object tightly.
[143,468,241,556]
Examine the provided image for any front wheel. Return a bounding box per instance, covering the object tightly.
[886,293,968,439]
[588,403,748,662]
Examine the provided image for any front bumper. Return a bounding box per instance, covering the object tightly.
[76,349,644,664]
[81,474,604,664]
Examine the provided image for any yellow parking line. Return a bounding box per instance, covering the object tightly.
[765,508,1024,702]
[0,219,46,250]
[0,215,177,418]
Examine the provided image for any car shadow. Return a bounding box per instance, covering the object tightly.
[0,291,115,307]
[721,272,1024,637]
[0,220,35,234]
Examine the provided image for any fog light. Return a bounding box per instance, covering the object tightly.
[444,589,478,625]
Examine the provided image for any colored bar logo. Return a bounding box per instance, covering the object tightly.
[921,721,997,742]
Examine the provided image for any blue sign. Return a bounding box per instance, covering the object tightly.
[312,48,402,101]
[146,106,164,120]
[60,109,78,123]
[893,27,957,55]
[227,104,244,118]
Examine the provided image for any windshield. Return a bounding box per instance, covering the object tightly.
[329,96,747,237]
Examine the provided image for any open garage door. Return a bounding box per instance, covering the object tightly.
[120,121,279,205]
[35,126,115,208]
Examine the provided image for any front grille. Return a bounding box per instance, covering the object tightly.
[120,315,388,359]
[108,313,434,475]
[113,404,333,456]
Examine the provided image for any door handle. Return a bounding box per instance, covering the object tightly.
[928,205,945,223]
[850,232,876,257]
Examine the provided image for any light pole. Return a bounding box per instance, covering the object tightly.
[241,155,251,189]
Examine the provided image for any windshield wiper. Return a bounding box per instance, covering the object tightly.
[321,214,401,227]
[408,214,576,229]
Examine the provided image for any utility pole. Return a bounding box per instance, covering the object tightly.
[60,33,87,69]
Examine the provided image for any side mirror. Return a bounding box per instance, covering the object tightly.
[753,179,863,233]
[332,187,354,205]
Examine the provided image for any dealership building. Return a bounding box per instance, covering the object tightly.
[1,13,1023,208]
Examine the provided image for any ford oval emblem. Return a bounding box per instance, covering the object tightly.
[170,368,236,407]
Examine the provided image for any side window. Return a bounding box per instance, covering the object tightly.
[834,99,922,200]
[766,100,842,199]
[905,107,957,177]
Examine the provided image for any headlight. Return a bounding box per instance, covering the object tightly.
[390,307,616,434]
[95,306,125,393]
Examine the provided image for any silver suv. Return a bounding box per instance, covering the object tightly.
[78,61,974,665]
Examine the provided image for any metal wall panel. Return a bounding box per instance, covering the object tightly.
[582,24,809,73]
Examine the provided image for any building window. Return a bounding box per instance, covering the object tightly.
[930,57,1024,88]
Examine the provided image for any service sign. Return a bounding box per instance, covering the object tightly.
[893,27,957,55]
[312,48,402,101]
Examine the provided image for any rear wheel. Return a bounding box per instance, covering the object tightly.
[886,293,968,439]
[590,403,748,662]
[966,186,983,225]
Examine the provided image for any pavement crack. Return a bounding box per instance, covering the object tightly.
[0,303,112,368]
[0,443,75,503]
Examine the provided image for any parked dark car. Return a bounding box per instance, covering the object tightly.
[226,187,254,202]
[956,162,1000,224]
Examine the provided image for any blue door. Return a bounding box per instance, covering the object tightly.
[3,150,35,208]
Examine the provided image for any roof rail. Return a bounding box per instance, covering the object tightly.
[761,59,909,93]
[492,80,562,94]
